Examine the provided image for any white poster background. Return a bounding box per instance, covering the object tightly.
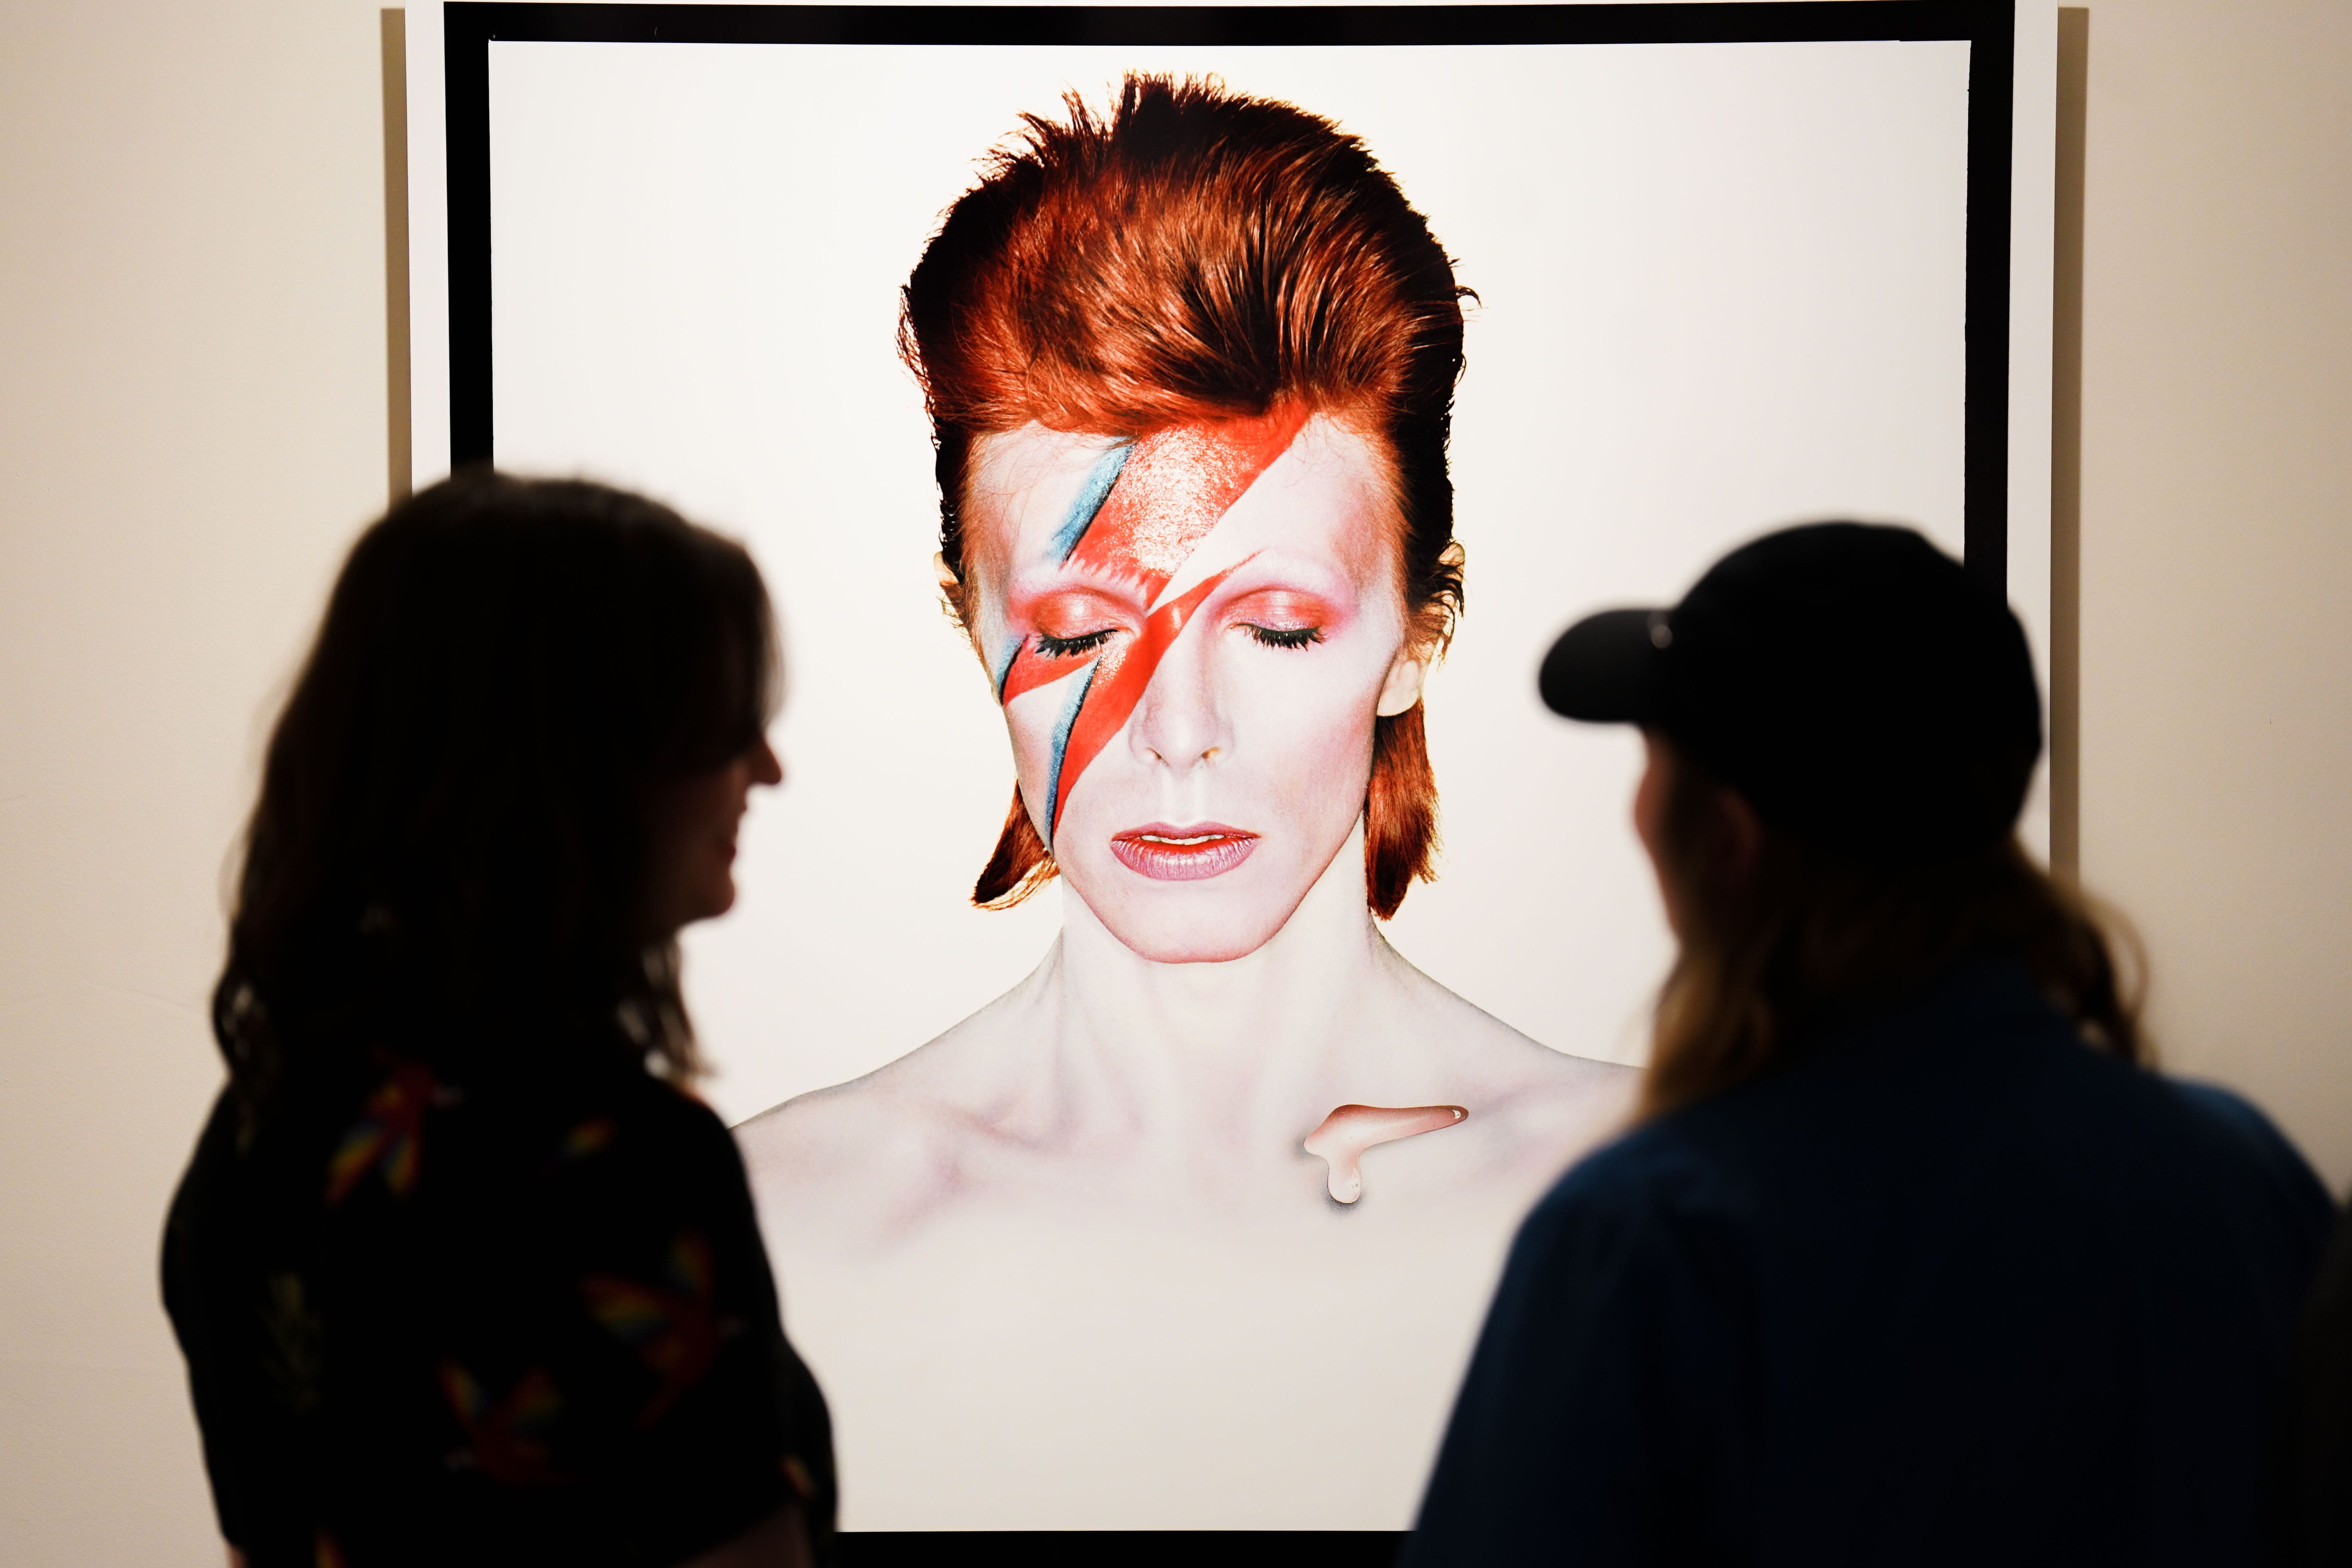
[403,8,2059,1527]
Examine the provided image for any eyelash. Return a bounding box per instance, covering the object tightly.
[1035,629,1116,659]
[1244,625,1323,651]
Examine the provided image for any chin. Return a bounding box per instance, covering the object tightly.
[1111,920,1283,965]
[1066,862,1310,965]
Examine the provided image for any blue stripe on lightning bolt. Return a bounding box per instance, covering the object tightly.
[1048,441,1134,564]
[991,633,1023,702]
[1041,659,1100,850]
[991,441,1131,838]
[992,442,1131,702]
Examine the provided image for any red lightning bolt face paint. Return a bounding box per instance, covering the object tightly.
[993,405,1310,844]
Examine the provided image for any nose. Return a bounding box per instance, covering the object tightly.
[748,737,783,788]
[1128,623,1227,772]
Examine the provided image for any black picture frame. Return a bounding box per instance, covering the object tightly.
[437,9,2017,1559]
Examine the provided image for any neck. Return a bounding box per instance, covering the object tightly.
[1031,822,1426,1160]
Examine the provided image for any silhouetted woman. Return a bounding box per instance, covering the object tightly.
[163,473,831,1568]
[1407,522,2336,1568]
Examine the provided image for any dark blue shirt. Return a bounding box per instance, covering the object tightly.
[1406,956,2334,1568]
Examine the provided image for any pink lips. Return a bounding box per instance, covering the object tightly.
[1110,822,1260,881]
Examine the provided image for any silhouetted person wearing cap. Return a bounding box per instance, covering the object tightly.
[1404,523,2336,1568]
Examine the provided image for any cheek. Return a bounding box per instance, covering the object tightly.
[997,682,1073,798]
[1000,695,1050,770]
[1225,638,1391,786]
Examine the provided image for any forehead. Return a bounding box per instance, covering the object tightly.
[963,414,1395,587]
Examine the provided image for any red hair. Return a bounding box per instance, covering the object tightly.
[900,74,1468,920]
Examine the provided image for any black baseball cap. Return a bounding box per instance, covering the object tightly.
[1538,522,2042,861]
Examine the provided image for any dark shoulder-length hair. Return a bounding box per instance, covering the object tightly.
[213,471,776,1108]
[1643,739,2144,1118]
[900,73,1469,919]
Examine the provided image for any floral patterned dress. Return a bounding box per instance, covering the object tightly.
[164,1048,835,1568]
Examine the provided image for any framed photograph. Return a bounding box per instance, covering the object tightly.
[402,1,2053,1548]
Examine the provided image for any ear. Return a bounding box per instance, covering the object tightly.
[1376,644,1428,718]
[934,551,960,597]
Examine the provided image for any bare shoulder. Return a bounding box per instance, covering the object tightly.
[1486,1044,1641,1160]
[734,993,1036,1250]
[1388,962,1642,1173]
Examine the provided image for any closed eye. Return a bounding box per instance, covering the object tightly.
[1035,628,1117,659]
[1243,624,1323,651]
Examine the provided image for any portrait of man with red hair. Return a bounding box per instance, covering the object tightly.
[737,75,1636,1525]
[471,25,1986,1528]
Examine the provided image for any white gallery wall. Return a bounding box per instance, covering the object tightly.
[2070,1,2352,1208]
[2,0,2348,1559]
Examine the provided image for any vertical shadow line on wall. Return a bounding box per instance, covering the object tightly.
[2050,8,2087,876]
[383,10,412,504]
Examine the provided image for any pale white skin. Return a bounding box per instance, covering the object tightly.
[739,417,1635,1528]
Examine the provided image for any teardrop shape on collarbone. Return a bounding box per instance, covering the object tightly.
[1303,1103,1468,1206]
